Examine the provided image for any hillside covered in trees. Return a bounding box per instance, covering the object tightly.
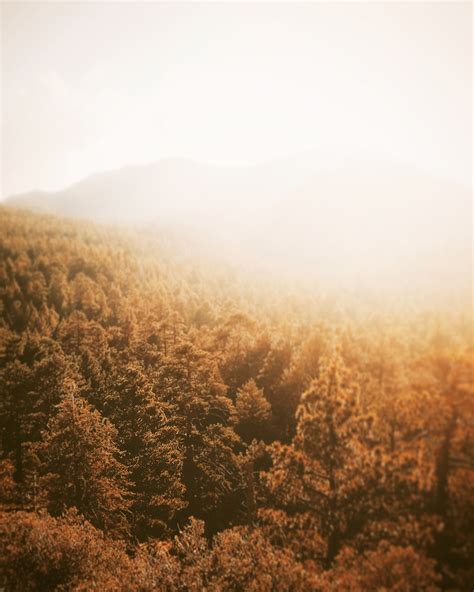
[0,206,472,591]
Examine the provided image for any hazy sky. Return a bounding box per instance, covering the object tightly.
[1,1,472,198]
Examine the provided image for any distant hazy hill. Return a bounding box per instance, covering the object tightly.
[6,157,472,299]
[6,157,331,229]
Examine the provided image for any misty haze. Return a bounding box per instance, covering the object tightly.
[0,2,472,591]
[6,155,471,302]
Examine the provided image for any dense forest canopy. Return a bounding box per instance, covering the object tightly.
[0,205,472,591]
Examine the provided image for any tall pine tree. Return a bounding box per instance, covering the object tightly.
[39,386,130,535]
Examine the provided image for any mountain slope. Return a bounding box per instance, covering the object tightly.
[6,158,472,299]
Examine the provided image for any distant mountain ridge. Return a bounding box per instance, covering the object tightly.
[5,157,472,298]
[6,157,312,224]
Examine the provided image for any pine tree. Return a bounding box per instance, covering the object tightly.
[39,387,130,534]
[266,349,377,566]
[155,341,243,530]
[235,379,271,443]
[105,361,186,538]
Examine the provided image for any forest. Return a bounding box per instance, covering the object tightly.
[0,206,472,591]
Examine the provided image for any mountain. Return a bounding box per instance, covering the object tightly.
[5,157,472,299]
[5,158,309,224]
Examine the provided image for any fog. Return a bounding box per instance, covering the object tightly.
[1,2,472,305]
[6,156,471,306]
[2,2,471,197]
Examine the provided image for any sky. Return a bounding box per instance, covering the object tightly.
[1,1,472,198]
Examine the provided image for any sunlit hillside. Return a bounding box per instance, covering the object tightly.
[1,1,472,590]
[0,206,473,590]
[7,157,472,305]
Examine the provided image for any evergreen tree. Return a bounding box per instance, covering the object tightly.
[266,349,377,566]
[235,379,271,443]
[0,360,34,485]
[155,341,244,530]
[39,388,130,534]
[105,361,186,538]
